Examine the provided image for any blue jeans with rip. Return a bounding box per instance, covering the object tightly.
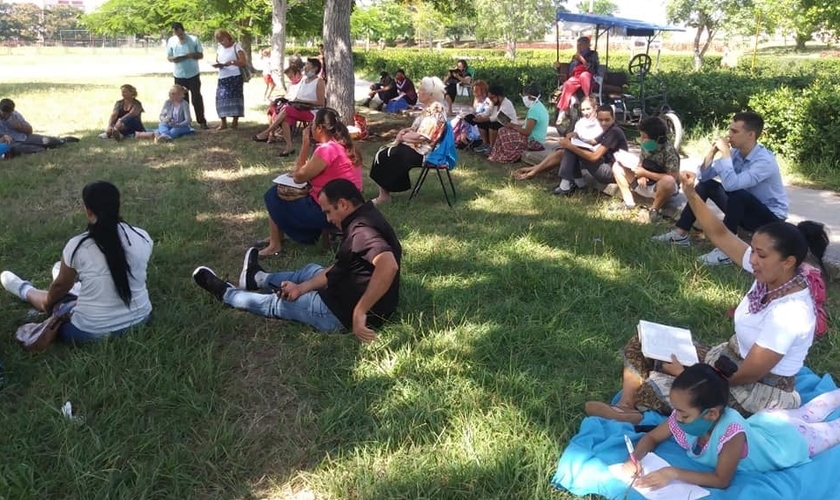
[222,263,344,332]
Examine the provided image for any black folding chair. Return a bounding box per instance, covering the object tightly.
[408,122,457,207]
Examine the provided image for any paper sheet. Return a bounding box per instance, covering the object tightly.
[637,320,699,366]
[615,149,640,167]
[571,137,597,151]
[608,452,710,500]
[272,173,307,188]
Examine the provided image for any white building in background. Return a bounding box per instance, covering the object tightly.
[1,0,106,12]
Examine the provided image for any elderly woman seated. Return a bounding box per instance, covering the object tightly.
[585,170,830,424]
[369,76,448,205]
[253,58,326,157]
[257,108,363,257]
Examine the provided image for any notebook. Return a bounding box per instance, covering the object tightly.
[608,452,710,500]
[272,173,307,188]
[637,320,699,366]
[496,111,513,125]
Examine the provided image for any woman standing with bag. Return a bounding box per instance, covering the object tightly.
[213,29,247,130]
[1,181,153,346]
[258,108,363,257]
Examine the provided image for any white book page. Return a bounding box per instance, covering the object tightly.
[608,452,710,500]
[615,149,640,168]
[571,137,597,151]
[638,320,699,366]
[272,173,307,188]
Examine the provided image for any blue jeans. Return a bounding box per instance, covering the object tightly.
[156,124,194,139]
[58,313,151,344]
[222,264,344,332]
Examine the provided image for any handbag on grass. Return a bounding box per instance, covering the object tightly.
[15,299,76,352]
[273,173,311,201]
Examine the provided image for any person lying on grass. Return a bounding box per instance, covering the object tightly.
[192,179,401,343]
[621,357,840,490]
[585,171,830,424]
[0,98,79,155]
[1,181,153,346]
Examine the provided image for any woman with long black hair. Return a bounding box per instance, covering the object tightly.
[1,181,153,344]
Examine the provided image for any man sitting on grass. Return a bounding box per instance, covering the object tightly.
[652,111,788,265]
[552,104,627,196]
[0,98,78,156]
[192,179,402,343]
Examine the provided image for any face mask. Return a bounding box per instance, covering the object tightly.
[675,409,715,437]
[640,139,658,152]
[522,96,537,108]
[306,71,316,78]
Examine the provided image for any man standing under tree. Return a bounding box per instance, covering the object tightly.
[166,22,209,130]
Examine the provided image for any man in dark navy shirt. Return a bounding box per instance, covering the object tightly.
[193,179,401,343]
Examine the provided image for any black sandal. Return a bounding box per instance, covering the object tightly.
[278,149,296,157]
[252,135,268,142]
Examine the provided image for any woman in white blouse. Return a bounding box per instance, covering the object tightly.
[213,29,247,130]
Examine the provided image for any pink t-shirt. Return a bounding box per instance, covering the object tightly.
[308,140,362,200]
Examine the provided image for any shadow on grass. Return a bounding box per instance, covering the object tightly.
[0,81,114,94]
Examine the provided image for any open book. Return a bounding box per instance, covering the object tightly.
[272,173,307,188]
[608,452,710,500]
[496,111,513,125]
[637,320,699,366]
[614,149,640,168]
[570,137,597,151]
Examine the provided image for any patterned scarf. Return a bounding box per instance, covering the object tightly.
[746,270,807,315]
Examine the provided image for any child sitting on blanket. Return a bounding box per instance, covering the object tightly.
[622,357,840,490]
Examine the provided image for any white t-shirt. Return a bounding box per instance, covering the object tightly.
[489,97,517,123]
[217,43,243,79]
[574,116,603,142]
[733,247,815,376]
[62,223,153,335]
[295,77,320,103]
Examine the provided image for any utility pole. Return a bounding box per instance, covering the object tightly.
[589,0,594,13]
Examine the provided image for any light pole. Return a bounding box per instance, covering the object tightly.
[589,0,594,13]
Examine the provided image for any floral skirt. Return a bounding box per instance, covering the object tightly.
[622,334,799,417]
[488,127,544,163]
[216,74,244,118]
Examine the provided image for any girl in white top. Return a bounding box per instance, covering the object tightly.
[1,181,153,345]
[252,58,326,157]
[585,170,830,424]
[515,96,601,180]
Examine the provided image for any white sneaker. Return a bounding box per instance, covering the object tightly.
[98,132,109,139]
[651,229,690,246]
[1,270,29,300]
[698,247,732,266]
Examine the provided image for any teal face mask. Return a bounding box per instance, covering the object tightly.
[675,409,714,437]
[640,139,658,152]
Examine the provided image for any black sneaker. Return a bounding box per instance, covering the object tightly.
[552,183,578,196]
[192,266,232,301]
[238,247,265,290]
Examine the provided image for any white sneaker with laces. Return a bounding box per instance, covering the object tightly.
[651,229,690,246]
[698,247,732,266]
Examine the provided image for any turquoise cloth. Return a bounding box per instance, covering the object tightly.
[682,407,810,472]
[551,367,840,499]
[525,101,549,145]
[166,34,203,79]
[425,122,457,170]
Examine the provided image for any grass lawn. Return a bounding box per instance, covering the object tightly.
[1,50,838,499]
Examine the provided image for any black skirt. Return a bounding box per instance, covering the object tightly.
[369,143,424,193]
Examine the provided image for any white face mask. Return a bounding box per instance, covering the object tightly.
[522,96,538,108]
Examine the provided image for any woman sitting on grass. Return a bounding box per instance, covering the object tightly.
[622,357,840,490]
[136,85,194,143]
[102,84,146,141]
[585,170,829,423]
[369,76,448,205]
[258,108,363,257]
[487,84,549,163]
[1,181,153,345]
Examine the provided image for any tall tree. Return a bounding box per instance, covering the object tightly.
[575,0,618,15]
[666,0,751,70]
[474,0,556,59]
[323,0,354,123]
[6,3,43,42]
[411,3,450,47]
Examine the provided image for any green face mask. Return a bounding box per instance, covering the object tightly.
[640,139,658,152]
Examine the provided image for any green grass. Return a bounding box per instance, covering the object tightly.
[1,50,839,499]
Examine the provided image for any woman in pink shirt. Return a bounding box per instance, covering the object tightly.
[259,108,362,256]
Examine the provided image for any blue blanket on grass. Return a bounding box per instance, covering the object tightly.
[551,367,840,499]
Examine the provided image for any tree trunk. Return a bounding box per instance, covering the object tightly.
[323,0,354,124]
[795,32,810,51]
[505,37,516,59]
[239,28,254,71]
[692,25,704,71]
[271,0,287,90]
